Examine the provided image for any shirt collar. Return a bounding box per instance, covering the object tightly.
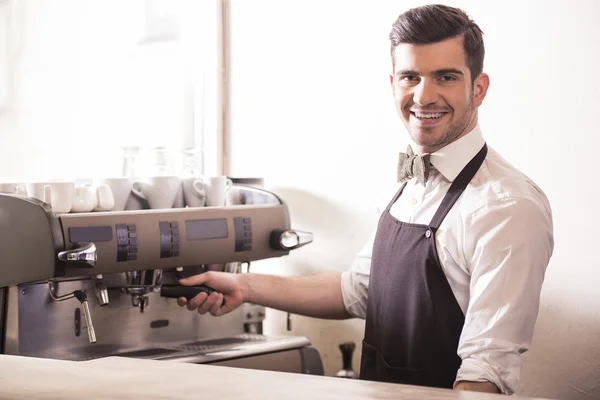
[410,125,485,182]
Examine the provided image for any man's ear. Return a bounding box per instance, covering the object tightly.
[473,72,490,107]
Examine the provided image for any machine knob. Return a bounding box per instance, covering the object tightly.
[270,229,313,251]
[58,242,97,267]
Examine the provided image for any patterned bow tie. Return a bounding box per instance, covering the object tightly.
[397,145,431,186]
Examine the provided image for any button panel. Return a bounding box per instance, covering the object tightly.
[116,224,138,262]
[234,217,252,252]
[160,221,181,258]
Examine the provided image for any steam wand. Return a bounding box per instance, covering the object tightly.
[48,281,97,344]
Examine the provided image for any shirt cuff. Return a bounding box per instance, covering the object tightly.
[340,269,367,319]
[455,357,518,395]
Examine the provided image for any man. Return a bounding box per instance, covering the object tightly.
[177,4,554,395]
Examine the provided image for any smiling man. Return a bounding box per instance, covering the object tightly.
[176,4,554,395]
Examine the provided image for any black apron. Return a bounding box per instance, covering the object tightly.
[359,144,487,388]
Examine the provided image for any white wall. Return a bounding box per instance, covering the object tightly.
[228,1,600,399]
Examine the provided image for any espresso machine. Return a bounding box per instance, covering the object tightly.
[0,185,323,375]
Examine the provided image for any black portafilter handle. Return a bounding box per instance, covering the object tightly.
[160,284,218,300]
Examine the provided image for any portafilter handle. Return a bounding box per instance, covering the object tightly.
[58,242,97,268]
[160,284,218,300]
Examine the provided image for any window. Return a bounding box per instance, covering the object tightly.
[0,0,222,182]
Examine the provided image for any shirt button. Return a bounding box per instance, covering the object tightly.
[425,230,431,238]
[410,198,417,205]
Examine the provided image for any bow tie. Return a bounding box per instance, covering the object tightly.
[397,145,431,186]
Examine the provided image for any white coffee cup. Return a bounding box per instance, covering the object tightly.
[71,186,96,213]
[26,182,75,214]
[201,176,233,207]
[182,178,206,207]
[96,178,132,211]
[0,183,27,196]
[93,184,115,212]
[132,176,181,210]
[173,182,185,208]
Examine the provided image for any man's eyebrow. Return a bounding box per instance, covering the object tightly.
[396,69,418,77]
[432,68,464,77]
[395,68,465,77]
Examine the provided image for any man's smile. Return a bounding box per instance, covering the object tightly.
[410,110,449,125]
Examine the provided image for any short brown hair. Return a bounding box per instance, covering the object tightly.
[389,4,485,83]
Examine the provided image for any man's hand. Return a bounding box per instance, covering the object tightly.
[454,381,500,394]
[176,271,245,317]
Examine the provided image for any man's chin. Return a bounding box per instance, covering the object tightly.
[409,126,443,144]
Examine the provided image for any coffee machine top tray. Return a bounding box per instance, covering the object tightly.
[0,186,313,288]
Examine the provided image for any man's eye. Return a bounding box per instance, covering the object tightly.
[401,76,418,82]
[440,75,457,82]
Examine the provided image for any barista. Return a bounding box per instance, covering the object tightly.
[176,4,554,395]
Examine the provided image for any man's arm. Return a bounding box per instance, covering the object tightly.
[455,381,500,393]
[455,196,554,394]
[242,272,352,319]
[178,271,352,320]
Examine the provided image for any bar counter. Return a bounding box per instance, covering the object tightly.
[0,354,554,400]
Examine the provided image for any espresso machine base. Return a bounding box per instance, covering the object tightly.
[1,278,323,375]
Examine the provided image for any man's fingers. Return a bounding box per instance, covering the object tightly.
[177,297,187,307]
[209,294,224,316]
[197,292,221,314]
[187,292,209,310]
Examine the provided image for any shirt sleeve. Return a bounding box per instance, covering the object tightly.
[455,196,554,394]
[340,230,377,319]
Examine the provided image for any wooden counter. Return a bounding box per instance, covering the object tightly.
[0,355,553,400]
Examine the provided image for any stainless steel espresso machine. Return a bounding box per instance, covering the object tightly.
[0,185,323,375]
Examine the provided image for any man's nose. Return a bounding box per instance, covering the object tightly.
[413,80,439,106]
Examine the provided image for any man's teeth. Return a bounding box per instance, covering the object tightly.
[414,112,445,119]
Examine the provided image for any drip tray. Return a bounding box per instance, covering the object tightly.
[116,348,180,358]
[175,335,268,353]
[110,334,311,364]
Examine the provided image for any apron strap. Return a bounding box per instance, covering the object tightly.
[429,144,488,230]
[385,182,407,213]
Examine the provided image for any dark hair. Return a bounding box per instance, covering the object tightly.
[389,4,484,83]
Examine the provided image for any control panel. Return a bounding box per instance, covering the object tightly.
[59,205,294,276]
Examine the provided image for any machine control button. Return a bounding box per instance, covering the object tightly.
[127,224,137,231]
[129,246,138,254]
[116,224,130,262]
[127,254,138,261]
[128,232,138,238]
[129,239,138,246]
[270,229,314,251]
[160,221,181,258]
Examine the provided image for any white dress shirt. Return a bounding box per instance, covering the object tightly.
[340,125,554,394]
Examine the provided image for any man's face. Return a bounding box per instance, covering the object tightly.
[390,37,489,154]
